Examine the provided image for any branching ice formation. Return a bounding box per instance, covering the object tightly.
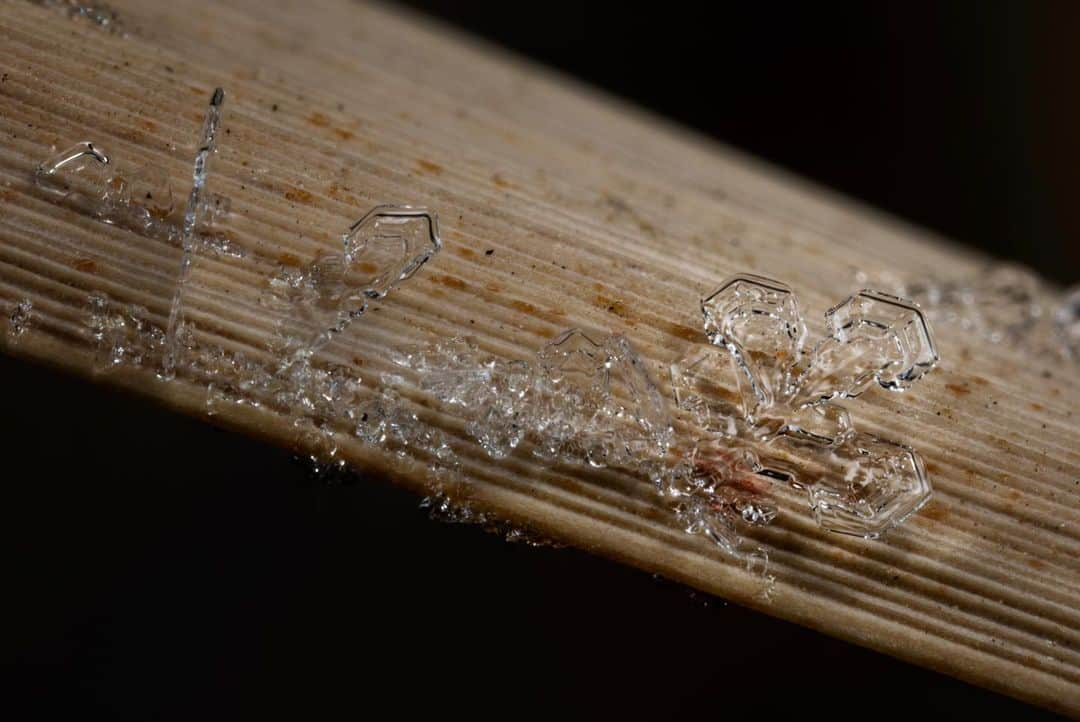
[670,273,939,539]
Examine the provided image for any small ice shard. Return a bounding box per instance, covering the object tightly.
[32,0,123,32]
[659,443,775,558]
[393,338,532,459]
[792,290,938,406]
[775,402,853,447]
[162,87,226,380]
[974,265,1043,343]
[535,329,671,467]
[85,292,167,373]
[342,206,442,299]
[271,205,441,363]
[537,328,608,389]
[36,140,180,238]
[701,273,806,422]
[1055,285,1080,360]
[808,433,931,538]
[466,358,534,459]
[606,335,671,444]
[670,346,744,437]
[7,299,34,340]
[35,142,116,218]
[885,264,1079,360]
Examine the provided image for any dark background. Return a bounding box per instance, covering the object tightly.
[5,2,1074,720]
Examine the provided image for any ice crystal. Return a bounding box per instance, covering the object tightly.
[264,206,441,363]
[672,273,940,540]
[394,330,672,468]
[872,264,1078,364]
[163,87,226,379]
[7,299,34,341]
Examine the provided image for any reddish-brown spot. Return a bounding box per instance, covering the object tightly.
[72,257,97,273]
[511,300,537,315]
[492,173,511,189]
[595,294,629,318]
[485,282,502,293]
[351,357,365,367]
[308,112,330,127]
[972,376,989,386]
[920,503,949,523]
[0,189,16,202]
[945,383,970,396]
[416,159,443,175]
[333,128,355,141]
[438,275,467,290]
[278,253,303,267]
[141,120,157,133]
[1027,558,1046,570]
[457,247,476,259]
[356,261,378,274]
[1030,402,1045,412]
[284,187,314,204]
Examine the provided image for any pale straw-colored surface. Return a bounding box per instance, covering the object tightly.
[1,1,1076,714]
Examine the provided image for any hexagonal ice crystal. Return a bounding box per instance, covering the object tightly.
[794,289,938,405]
[806,432,932,538]
[270,205,442,361]
[342,205,442,300]
[701,273,806,421]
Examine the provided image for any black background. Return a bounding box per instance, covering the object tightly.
[5,2,1075,720]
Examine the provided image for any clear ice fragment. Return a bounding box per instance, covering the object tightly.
[1054,285,1080,361]
[793,290,938,405]
[535,330,671,466]
[343,206,442,299]
[807,433,932,538]
[162,87,225,380]
[270,206,441,363]
[35,142,114,216]
[32,0,123,32]
[669,346,744,437]
[701,273,806,422]
[7,299,33,340]
[775,402,853,446]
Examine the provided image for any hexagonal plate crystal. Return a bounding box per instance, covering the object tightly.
[795,290,938,405]
[807,432,932,538]
[700,273,806,421]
